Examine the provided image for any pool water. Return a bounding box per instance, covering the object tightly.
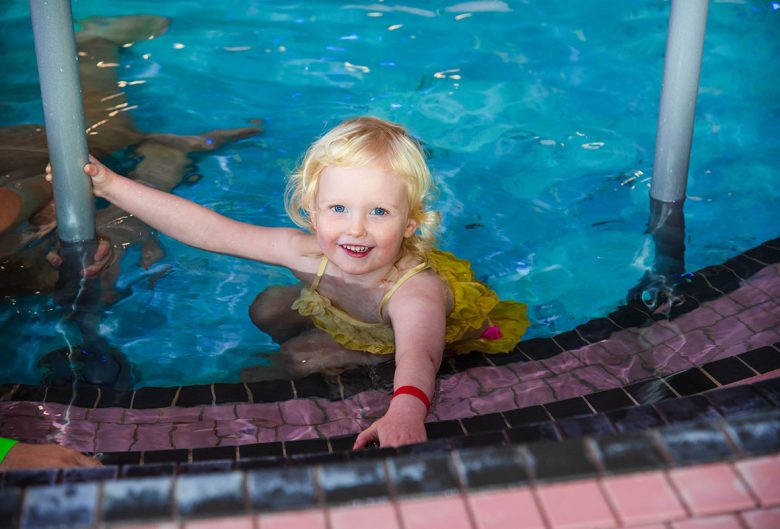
[1,0,778,387]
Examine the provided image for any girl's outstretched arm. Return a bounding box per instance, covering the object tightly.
[46,157,313,268]
[353,273,447,449]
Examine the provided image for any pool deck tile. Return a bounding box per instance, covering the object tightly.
[185,515,254,529]
[602,471,687,526]
[396,494,474,529]
[734,455,780,507]
[256,509,328,529]
[328,501,402,529]
[467,487,546,529]
[535,478,617,529]
[670,514,745,529]
[741,507,780,529]
[668,463,757,517]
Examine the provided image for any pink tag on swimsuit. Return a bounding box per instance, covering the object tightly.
[481,325,502,340]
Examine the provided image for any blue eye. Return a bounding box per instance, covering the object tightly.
[371,207,387,216]
[331,205,346,213]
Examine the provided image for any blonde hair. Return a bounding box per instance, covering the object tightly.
[285,116,439,261]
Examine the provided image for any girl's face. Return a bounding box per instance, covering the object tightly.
[312,164,417,283]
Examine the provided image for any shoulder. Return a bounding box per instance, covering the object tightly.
[385,268,451,316]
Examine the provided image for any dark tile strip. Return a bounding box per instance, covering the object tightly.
[4,409,780,527]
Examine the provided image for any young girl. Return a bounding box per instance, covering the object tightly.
[49,116,529,448]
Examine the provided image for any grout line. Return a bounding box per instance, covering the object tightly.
[662,467,693,518]
[733,354,761,376]
[729,459,763,509]
[595,476,623,528]
[171,386,182,407]
[93,387,102,409]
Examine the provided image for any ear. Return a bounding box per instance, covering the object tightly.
[404,218,418,238]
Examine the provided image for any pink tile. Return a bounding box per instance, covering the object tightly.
[131,423,175,451]
[200,404,238,422]
[507,359,554,381]
[215,419,260,445]
[545,369,610,401]
[170,421,218,449]
[735,456,780,507]
[670,513,744,529]
[709,295,747,317]
[575,347,656,385]
[279,398,326,425]
[536,479,617,529]
[397,494,473,529]
[469,366,522,391]
[158,406,203,423]
[542,352,583,376]
[123,408,165,424]
[637,322,683,347]
[469,388,520,415]
[736,301,780,333]
[235,402,284,426]
[663,329,715,358]
[315,417,362,439]
[185,515,254,529]
[746,329,780,351]
[278,424,320,442]
[467,487,545,529]
[86,406,126,423]
[741,506,780,529]
[667,306,723,334]
[352,390,392,419]
[669,463,756,517]
[512,379,557,410]
[602,471,686,525]
[257,509,327,529]
[328,501,401,529]
[94,423,137,452]
[116,522,180,529]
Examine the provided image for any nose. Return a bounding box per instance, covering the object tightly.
[346,215,367,237]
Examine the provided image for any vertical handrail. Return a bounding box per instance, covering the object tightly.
[651,0,710,203]
[30,0,95,243]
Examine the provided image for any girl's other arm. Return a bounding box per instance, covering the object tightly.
[353,274,447,448]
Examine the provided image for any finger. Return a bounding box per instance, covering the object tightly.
[93,239,111,261]
[45,163,52,182]
[353,425,378,450]
[45,250,63,268]
[75,454,102,467]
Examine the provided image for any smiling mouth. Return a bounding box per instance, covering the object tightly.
[340,244,372,257]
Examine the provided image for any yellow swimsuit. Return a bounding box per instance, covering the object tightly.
[291,249,529,356]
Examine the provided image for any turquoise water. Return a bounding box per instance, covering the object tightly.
[1,1,778,387]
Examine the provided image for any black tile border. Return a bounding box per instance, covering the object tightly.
[3,405,779,526]
[2,236,778,409]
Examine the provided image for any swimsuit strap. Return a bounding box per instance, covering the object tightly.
[310,255,329,290]
[378,260,430,318]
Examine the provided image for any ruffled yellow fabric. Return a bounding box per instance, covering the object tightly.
[291,249,529,355]
[292,287,395,355]
[428,250,529,355]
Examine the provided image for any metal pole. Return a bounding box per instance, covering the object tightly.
[30,0,95,243]
[650,0,709,203]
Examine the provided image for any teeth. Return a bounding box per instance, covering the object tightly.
[342,244,369,253]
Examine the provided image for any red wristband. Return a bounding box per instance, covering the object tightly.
[392,385,431,413]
